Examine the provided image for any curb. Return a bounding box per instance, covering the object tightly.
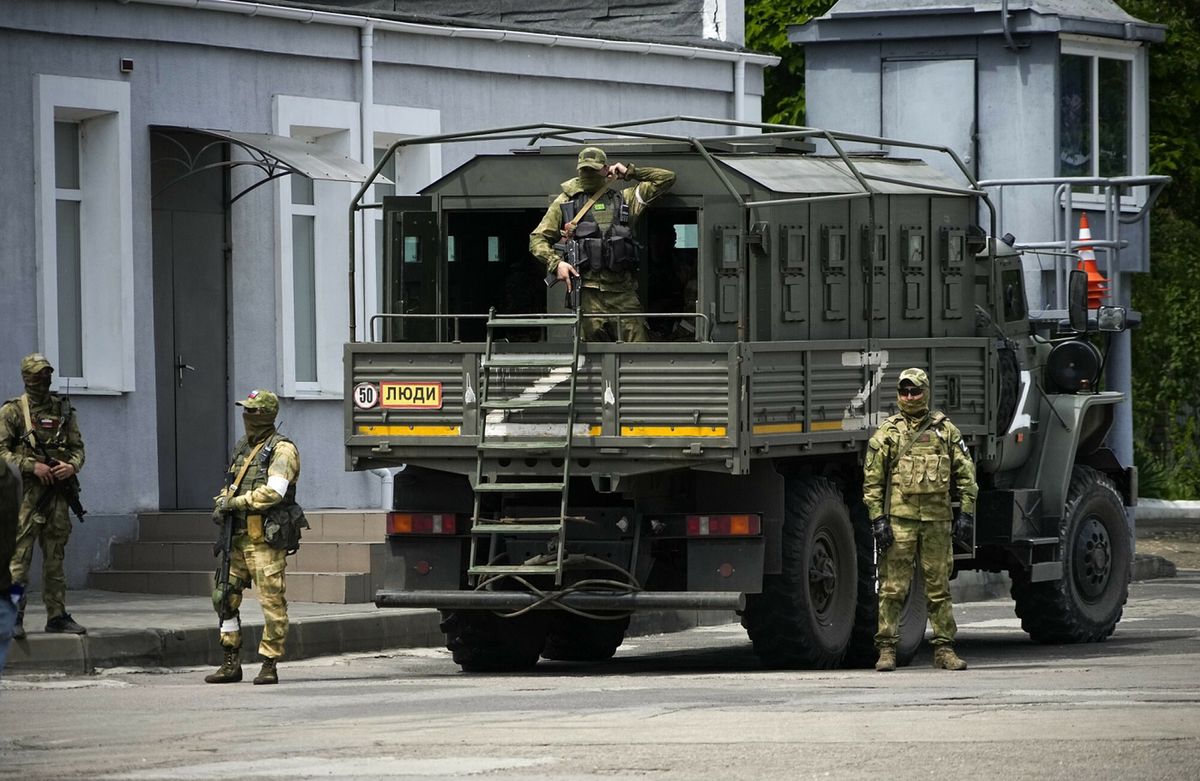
[1133,553,1177,581]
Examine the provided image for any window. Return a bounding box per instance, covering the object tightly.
[1059,38,1147,202]
[36,76,134,392]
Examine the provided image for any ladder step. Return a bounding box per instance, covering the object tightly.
[480,398,572,411]
[483,355,574,368]
[469,564,560,576]
[488,316,578,328]
[471,523,564,535]
[474,481,566,493]
[479,440,568,451]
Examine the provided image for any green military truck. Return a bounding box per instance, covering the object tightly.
[344,118,1157,671]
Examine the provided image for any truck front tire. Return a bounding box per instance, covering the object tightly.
[741,476,857,669]
[1011,466,1131,643]
[542,613,630,662]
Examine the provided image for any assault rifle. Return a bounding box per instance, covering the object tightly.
[28,385,86,523]
[212,477,236,626]
[543,238,584,311]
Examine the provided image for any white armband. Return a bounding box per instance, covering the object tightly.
[267,475,290,495]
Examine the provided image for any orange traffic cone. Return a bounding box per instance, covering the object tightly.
[1076,213,1108,308]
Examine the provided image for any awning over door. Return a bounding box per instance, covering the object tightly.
[152,125,391,203]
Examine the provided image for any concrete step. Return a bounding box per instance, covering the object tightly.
[87,569,372,604]
[106,540,386,575]
[135,510,387,543]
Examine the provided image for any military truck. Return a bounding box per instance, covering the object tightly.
[344,118,1161,671]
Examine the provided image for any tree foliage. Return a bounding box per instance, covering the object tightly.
[745,0,835,125]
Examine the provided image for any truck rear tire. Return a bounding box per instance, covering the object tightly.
[542,612,630,662]
[741,476,857,669]
[440,610,547,672]
[1011,466,1130,643]
[844,506,928,668]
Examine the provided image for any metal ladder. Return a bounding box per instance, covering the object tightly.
[468,309,583,586]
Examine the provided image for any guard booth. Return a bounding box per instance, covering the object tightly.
[789,0,1167,469]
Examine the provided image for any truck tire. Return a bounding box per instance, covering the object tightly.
[1010,466,1130,643]
[440,610,547,672]
[740,476,857,669]
[844,508,928,668]
[542,613,630,662]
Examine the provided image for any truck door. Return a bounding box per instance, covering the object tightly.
[382,195,439,341]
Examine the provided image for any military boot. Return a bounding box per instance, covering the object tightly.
[253,657,278,685]
[933,645,968,670]
[45,612,87,634]
[12,596,26,640]
[875,646,897,672]
[204,647,243,683]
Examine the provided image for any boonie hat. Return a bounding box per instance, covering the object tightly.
[20,353,53,376]
[235,388,279,415]
[577,146,607,170]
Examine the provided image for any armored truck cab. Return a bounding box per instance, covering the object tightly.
[345,120,1142,671]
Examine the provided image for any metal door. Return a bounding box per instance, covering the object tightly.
[882,59,976,180]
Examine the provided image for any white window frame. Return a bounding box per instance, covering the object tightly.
[275,96,360,399]
[1059,36,1148,209]
[34,75,134,393]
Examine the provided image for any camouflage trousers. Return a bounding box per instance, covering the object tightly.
[875,516,957,648]
[217,533,288,659]
[580,286,648,342]
[9,493,71,618]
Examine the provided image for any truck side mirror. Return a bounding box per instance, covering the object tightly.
[1097,305,1127,333]
[1067,269,1088,332]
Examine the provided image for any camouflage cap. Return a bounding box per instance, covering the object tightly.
[577,146,607,171]
[20,353,53,376]
[235,388,279,415]
[897,367,930,389]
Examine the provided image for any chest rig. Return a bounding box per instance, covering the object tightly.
[889,413,953,497]
[562,189,637,272]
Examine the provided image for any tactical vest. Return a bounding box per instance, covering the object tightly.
[888,413,953,505]
[562,189,638,272]
[228,432,299,520]
[9,394,74,463]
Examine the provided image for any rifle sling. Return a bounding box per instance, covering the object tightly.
[562,183,610,238]
[230,441,268,496]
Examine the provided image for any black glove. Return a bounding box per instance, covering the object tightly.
[871,516,894,553]
[953,511,975,547]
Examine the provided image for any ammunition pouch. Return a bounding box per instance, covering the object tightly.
[263,502,309,554]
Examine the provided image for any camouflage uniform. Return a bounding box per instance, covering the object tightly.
[530,147,676,342]
[0,354,86,635]
[0,462,20,673]
[207,389,300,685]
[863,368,977,667]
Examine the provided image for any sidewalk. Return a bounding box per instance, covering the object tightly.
[3,502,1192,677]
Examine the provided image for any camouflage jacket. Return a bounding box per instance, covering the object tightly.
[221,431,300,515]
[529,164,675,292]
[0,393,85,481]
[863,410,977,522]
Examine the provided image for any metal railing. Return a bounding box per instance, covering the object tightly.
[369,311,713,343]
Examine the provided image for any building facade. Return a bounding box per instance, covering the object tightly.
[0,0,774,586]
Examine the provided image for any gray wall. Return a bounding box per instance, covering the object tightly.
[0,0,767,587]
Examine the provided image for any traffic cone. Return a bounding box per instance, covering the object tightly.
[1075,213,1108,308]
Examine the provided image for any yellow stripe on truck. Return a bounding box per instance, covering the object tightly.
[752,422,804,435]
[620,425,727,437]
[357,424,461,436]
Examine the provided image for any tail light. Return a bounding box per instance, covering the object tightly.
[686,514,761,536]
[387,512,459,535]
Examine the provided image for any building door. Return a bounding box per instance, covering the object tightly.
[151,132,229,509]
[882,59,977,180]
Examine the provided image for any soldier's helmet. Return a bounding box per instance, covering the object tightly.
[897,367,930,390]
[235,389,279,416]
[577,147,607,171]
[20,353,53,377]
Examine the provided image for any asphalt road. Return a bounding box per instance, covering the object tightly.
[2,573,1199,781]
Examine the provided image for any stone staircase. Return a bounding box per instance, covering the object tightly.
[88,510,387,603]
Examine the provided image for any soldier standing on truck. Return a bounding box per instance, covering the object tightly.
[1,353,87,639]
[863,368,977,672]
[529,146,675,342]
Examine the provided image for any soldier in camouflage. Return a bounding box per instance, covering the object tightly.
[530,146,676,342]
[205,389,301,685]
[863,368,977,672]
[0,353,87,638]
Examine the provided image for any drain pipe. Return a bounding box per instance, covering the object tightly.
[733,58,747,134]
[370,466,401,510]
[359,21,375,340]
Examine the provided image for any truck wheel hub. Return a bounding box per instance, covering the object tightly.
[808,535,838,615]
[1074,516,1111,599]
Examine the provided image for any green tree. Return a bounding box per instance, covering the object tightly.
[745,0,835,125]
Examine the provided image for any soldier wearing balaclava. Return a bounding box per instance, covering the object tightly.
[862,368,978,672]
[0,353,87,639]
[529,146,676,342]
